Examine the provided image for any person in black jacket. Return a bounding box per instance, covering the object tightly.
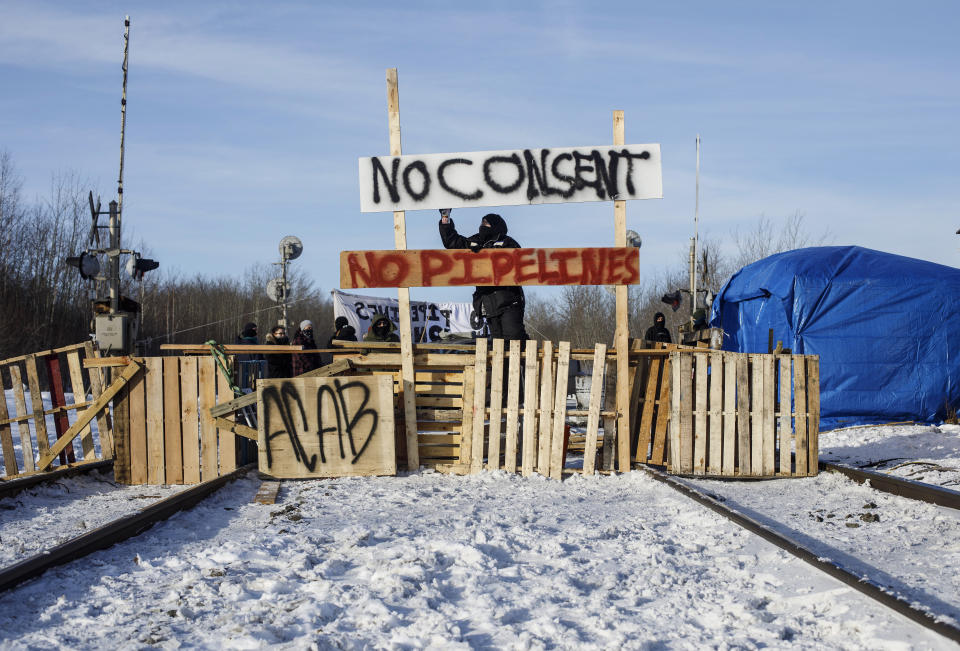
[644,311,672,344]
[264,325,292,378]
[439,209,528,341]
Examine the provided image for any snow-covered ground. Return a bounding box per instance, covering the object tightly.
[0,424,957,649]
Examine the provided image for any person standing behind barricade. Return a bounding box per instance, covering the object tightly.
[327,316,357,347]
[363,314,400,343]
[291,320,323,376]
[438,208,528,341]
[644,311,672,345]
[265,325,292,378]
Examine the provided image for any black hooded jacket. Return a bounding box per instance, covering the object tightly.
[644,311,672,344]
[439,213,524,317]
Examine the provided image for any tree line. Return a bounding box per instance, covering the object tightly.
[0,150,825,361]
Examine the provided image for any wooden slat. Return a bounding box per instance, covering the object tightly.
[9,366,35,473]
[693,352,708,474]
[45,355,74,466]
[216,370,237,474]
[0,367,18,476]
[669,352,681,472]
[418,433,462,445]
[414,371,464,384]
[458,366,475,464]
[549,342,571,480]
[487,339,505,471]
[736,353,751,476]
[762,355,775,476]
[627,341,647,456]
[808,357,820,476]
[708,351,723,474]
[213,417,257,441]
[722,353,736,475]
[415,396,462,408]
[520,341,538,477]
[749,355,763,475]
[536,341,554,476]
[0,342,87,366]
[66,351,95,460]
[678,352,693,474]
[613,109,630,474]
[794,355,808,476]
[418,445,461,459]
[416,421,460,432]
[778,355,792,476]
[24,356,49,459]
[145,357,165,484]
[413,383,463,396]
[162,358,184,484]
[650,355,671,466]
[111,373,131,484]
[128,361,148,485]
[180,356,201,484]
[84,342,113,459]
[470,339,488,474]
[635,356,659,463]
[582,344,606,475]
[198,357,218,481]
[35,362,142,472]
[504,340,522,473]
[253,480,282,505]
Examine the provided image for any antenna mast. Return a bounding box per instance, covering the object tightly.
[117,16,129,224]
[689,134,700,317]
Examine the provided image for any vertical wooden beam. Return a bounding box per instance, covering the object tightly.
[721,352,736,475]
[793,354,808,476]
[693,351,707,474]
[582,343,607,475]
[66,351,95,460]
[459,367,475,464]
[145,357,165,485]
[668,351,681,472]
[386,68,419,471]
[650,354,671,466]
[537,341,554,476]
[750,354,763,474]
[470,338,488,474]
[163,357,184,484]
[487,339,505,471]
[808,356,820,476]
[198,357,218,481]
[678,352,693,474]
[0,367,18,476]
[44,355,74,465]
[549,341,571,479]
[601,360,617,470]
[635,356,658,464]
[9,366,35,472]
[613,110,630,472]
[128,362,147,485]
[180,356,201,484]
[520,340,539,477]
[25,355,50,461]
[112,375,131,485]
[778,355,792,476]
[708,351,723,474]
[84,342,113,458]
[216,367,237,474]
[736,353,751,476]
[503,340,522,473]
[761,354,775,476]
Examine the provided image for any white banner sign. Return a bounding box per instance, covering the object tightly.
[332,290,485,342]
[358,144,662,213]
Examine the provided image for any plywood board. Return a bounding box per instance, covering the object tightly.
[257,375,396,478]
[128,364,148,485]
[359,143,663,213]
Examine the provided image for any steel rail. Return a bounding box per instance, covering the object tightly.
[638,464,960,644]
[0,460,114,501]
[820,461,960,511]
[0,464,254,593]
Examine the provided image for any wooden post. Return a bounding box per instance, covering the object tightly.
[582,343,606,475]
[613,110,630,472]
[386,68,419,470]
[44,355,75,465]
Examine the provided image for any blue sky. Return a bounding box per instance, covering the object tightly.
[1,1,957,303]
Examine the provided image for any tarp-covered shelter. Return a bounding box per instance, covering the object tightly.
[710,246,960,430]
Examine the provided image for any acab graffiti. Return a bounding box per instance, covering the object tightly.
[261,378,380,472]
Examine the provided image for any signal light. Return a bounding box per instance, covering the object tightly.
[661,290,683,312]
[65,252,100,280]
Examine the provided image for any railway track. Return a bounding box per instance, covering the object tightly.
[0,460,114,501]
[639,464,960,644]
[820,460,960,510]
[0,464,254,593]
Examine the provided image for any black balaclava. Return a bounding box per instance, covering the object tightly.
[374,318,390,336]
[478,213,507,242]
[654,312,665,326]
[335,316,349,330]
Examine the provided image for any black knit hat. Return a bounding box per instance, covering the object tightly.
[335,316,349,329]
[482,213,507,237]
[241,322,258,337]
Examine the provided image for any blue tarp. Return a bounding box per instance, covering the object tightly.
[709,246,960,430]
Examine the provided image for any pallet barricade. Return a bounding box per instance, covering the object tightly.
[665,350,820,477]
[112,356,246,485]
[0,342,114,479]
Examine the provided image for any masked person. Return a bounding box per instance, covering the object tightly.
[644,311,672,344]
[264,325,292,378]
[363,314,399,343]
[291,320,323,376]
[438,208,528,341]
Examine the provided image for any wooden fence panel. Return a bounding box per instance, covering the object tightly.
[145,357,165,485]
[793,355,808,476]
[521,340,538,477]
[549,342,571,479]
[504,340,522,473]
[778,355,792,476]
[24,355,50,460]
[216,369,237,474]
[536,341,554,476]
[808,357,821,476]
[722,353,736,475]
[66,351,95,460]
[470,339,488,474]
[180,357,201,484]
[163,358,184,484]
[761,355,776,476]
[487,339,505,471]
[0,367,17,476]
[9,366,35,473]
[693,352,707,474]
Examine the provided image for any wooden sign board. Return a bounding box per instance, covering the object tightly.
[257,376,396,479]
[358,144,662,212]
[340,247,640,289]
